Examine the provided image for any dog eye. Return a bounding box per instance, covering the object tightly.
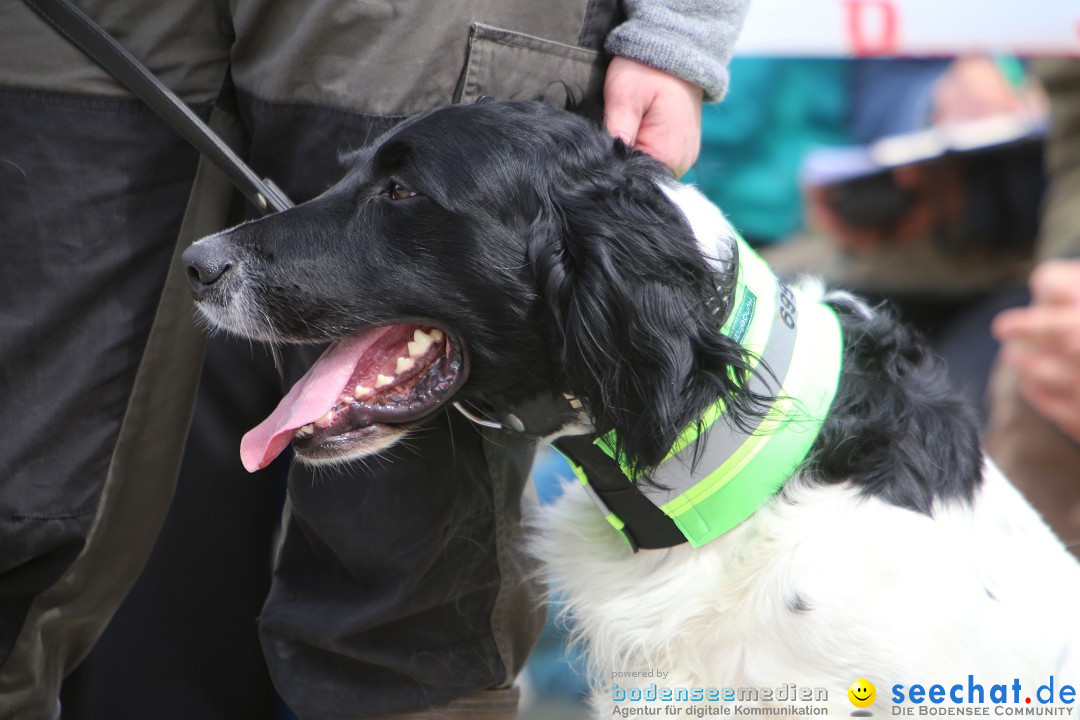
[384,181,417,201]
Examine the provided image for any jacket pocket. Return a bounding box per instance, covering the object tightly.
[455,23,607,116]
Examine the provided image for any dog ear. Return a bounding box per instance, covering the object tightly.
[528,149,764,474]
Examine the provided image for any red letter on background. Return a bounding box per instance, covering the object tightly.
[843,0,899,55]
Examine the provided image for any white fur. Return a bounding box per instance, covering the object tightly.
[660,181,739,275]
[529,183,1080,717]
[533,462,1080,716]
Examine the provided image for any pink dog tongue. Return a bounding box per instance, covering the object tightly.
[240,328,393,472]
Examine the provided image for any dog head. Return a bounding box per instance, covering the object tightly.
[182,100,761,473]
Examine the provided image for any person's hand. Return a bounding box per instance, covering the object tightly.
[603,56,704,178]
[993,260,1080,443]
[930,56,1031,126]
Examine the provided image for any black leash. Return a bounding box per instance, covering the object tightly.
[460,392,687,551]
[22,0,293,215]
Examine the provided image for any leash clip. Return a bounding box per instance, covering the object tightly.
[452,402,518,431]
[452,394,585,435]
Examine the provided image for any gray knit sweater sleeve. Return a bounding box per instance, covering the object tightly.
[605,0,752,102]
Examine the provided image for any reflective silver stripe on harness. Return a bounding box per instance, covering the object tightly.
[579,226,844,548]
[634,278,800,508]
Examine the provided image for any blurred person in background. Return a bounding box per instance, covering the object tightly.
[988,58,1080,558]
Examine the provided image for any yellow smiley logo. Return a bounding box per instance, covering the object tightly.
[848,679,876,708]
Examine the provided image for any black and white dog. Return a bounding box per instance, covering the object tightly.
[182,100,1080,715]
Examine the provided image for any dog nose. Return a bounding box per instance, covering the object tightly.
[182,240,234,295]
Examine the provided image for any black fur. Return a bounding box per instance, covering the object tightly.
[809,298,983,511]
[184,99,982,511]
[522,133,765,473]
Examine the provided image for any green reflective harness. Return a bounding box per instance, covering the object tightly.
[554,234,845,550]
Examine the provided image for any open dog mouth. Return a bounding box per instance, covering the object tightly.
[240,324,465,471]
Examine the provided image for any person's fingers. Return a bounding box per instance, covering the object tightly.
[1018,376,1080,443]
[931,56,1027,126]
[995,259,1080,443]
[991,307,1025,341]
[1029,259,1080,306]
[603,56,703,177]
[1003,346,1077,394]
[633,101,701,177]
[603,95,643,149]
[603,58,650,148]
[993,306,1080,356]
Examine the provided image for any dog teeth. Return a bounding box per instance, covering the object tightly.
[408,328,443,356]
[408,332,432,357]
[291,329,446,443]
[563,393,585,410]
